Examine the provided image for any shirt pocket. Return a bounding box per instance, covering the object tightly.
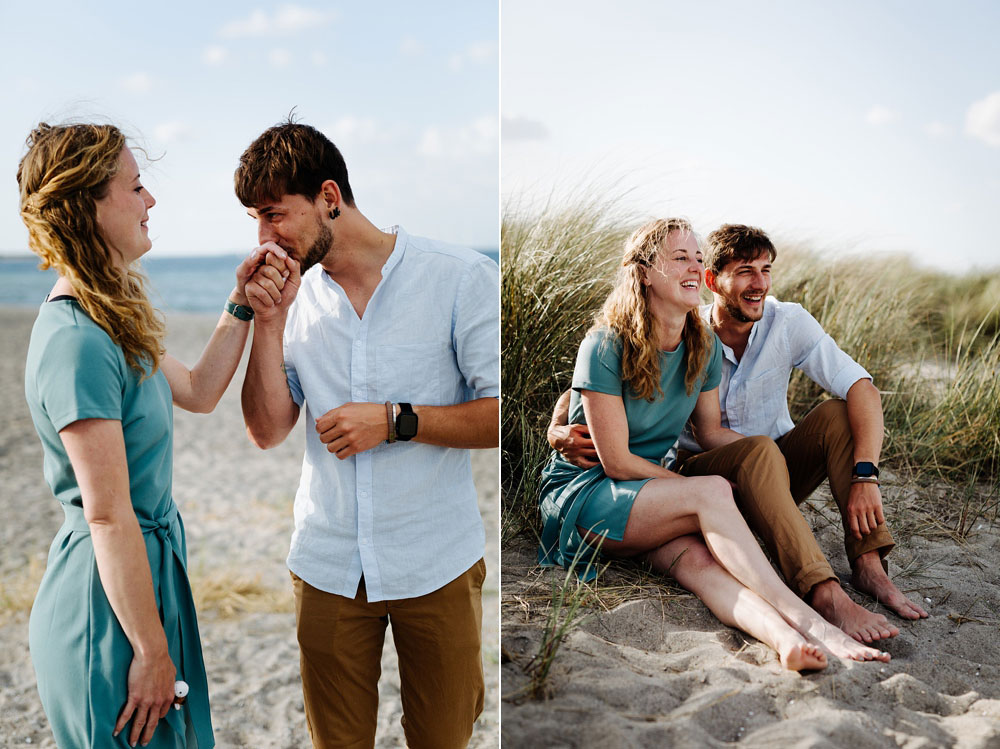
[743,367,788,409]
[376,342,450,405]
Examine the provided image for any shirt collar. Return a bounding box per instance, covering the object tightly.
[380,225,408,277]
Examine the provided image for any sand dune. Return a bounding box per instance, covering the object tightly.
[502,481,1000,747]
[0,307,498,748]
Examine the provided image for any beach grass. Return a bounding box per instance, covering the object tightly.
[501,196,1000,541]
[0,557,46,622]
[190,568,293,618]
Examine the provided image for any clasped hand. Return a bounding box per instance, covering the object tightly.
[316,402,390,459]
[548,423,599,469]
[237,242,301,318]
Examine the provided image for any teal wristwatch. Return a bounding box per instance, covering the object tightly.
[225,300,254,321]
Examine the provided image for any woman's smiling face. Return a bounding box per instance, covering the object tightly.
[94,147,156,266]
[644,229,704,313]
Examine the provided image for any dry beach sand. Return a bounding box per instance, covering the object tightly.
[502,470,1000,746]
[0,307,499,748]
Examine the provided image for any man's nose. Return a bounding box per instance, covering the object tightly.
[258,221,276,245]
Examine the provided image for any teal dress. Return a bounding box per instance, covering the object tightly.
[539,329,722,578]
[24,299,214,748]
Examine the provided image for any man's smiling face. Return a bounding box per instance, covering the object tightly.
[706,253,772,323]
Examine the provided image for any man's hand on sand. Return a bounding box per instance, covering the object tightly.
[846,481,886,540]
[315,403,389,459]
[549,423,599,469]
[244,243,301,323]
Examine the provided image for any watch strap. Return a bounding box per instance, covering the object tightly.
[385,401,396,443]
[225,300,254,321]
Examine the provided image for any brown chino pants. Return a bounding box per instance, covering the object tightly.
[677,400,894,597]
[291,559,486,749]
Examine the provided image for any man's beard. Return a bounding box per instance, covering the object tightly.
[723,296,761,324]
[298,218,333,274]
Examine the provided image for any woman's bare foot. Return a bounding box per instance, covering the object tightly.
[809,579,899,642]
[851,552,929,620]
[804,619,891,662]
[778,639,828,671]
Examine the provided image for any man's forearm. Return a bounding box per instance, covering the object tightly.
[410,397,498,449]
[242,320,299,449]
[846,379,884,464]
[691,425,745,452]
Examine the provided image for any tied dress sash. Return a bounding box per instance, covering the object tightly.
[62,502,212,747]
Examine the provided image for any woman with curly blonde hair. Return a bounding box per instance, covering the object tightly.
[539,218,889,670]
[18,122,286,748]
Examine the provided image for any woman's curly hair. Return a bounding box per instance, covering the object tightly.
[17,122,164,375]
[592,218,712,400]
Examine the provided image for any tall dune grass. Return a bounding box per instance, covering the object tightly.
[502,200,1000,538]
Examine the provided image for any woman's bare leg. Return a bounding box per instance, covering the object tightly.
[647,536,826,671]
[587,475,889,662]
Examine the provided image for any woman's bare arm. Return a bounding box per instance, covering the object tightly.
[60,418,175,746]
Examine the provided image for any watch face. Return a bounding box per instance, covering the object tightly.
[853,461,878,477]
[398,413,418,439]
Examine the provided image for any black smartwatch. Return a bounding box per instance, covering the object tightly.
[852,461,879,479]
[395,402,418,441]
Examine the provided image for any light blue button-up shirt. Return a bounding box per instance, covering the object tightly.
[281,227,499,601]
[677,296,870,454]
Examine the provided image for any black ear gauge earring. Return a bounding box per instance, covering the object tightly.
[329,207,341,220]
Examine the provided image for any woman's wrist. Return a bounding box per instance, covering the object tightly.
[229,287,250,307]
[132,630,170,660]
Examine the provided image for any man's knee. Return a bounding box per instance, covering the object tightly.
[812,398,850,435]
[737,434,784,471]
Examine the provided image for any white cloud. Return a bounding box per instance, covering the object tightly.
[269,48,292,67]
[310,51,327,66]
[448,40,498,71]
[502,115,549,142]
[865,106,896,126]
[120,72,152,93]
[326,117,402,149]
[220,5,336,38]
[203,45,227,65]
[419,116,498,159]
[924,121,951,138]
[333,117,378,143]
[153,121,195,143]
[400,36,424,56]
[965,91,1000,147]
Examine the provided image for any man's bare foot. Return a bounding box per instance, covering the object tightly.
[779,639,828,672]
[808,579,899,643]
[851,552,929,620]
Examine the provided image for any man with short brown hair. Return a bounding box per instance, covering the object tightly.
[236,120,499,748]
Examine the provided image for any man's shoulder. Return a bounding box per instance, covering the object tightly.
[403,232,498,274]
[764,296,807,318]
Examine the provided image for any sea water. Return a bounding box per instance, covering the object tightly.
[0,250,499,313]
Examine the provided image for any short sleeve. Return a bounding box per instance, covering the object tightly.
[281,319,305,408]
[700,335,723,392]
[787,305,871,398]
[452,256,500,400]
[572,330,623,396]
[35,324,125,431]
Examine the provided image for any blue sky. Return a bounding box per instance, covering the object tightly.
[502,0,1000,271]
[1,2,498,256]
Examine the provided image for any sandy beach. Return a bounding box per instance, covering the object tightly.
[502,475,1000,747]
[0,306,499,748]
